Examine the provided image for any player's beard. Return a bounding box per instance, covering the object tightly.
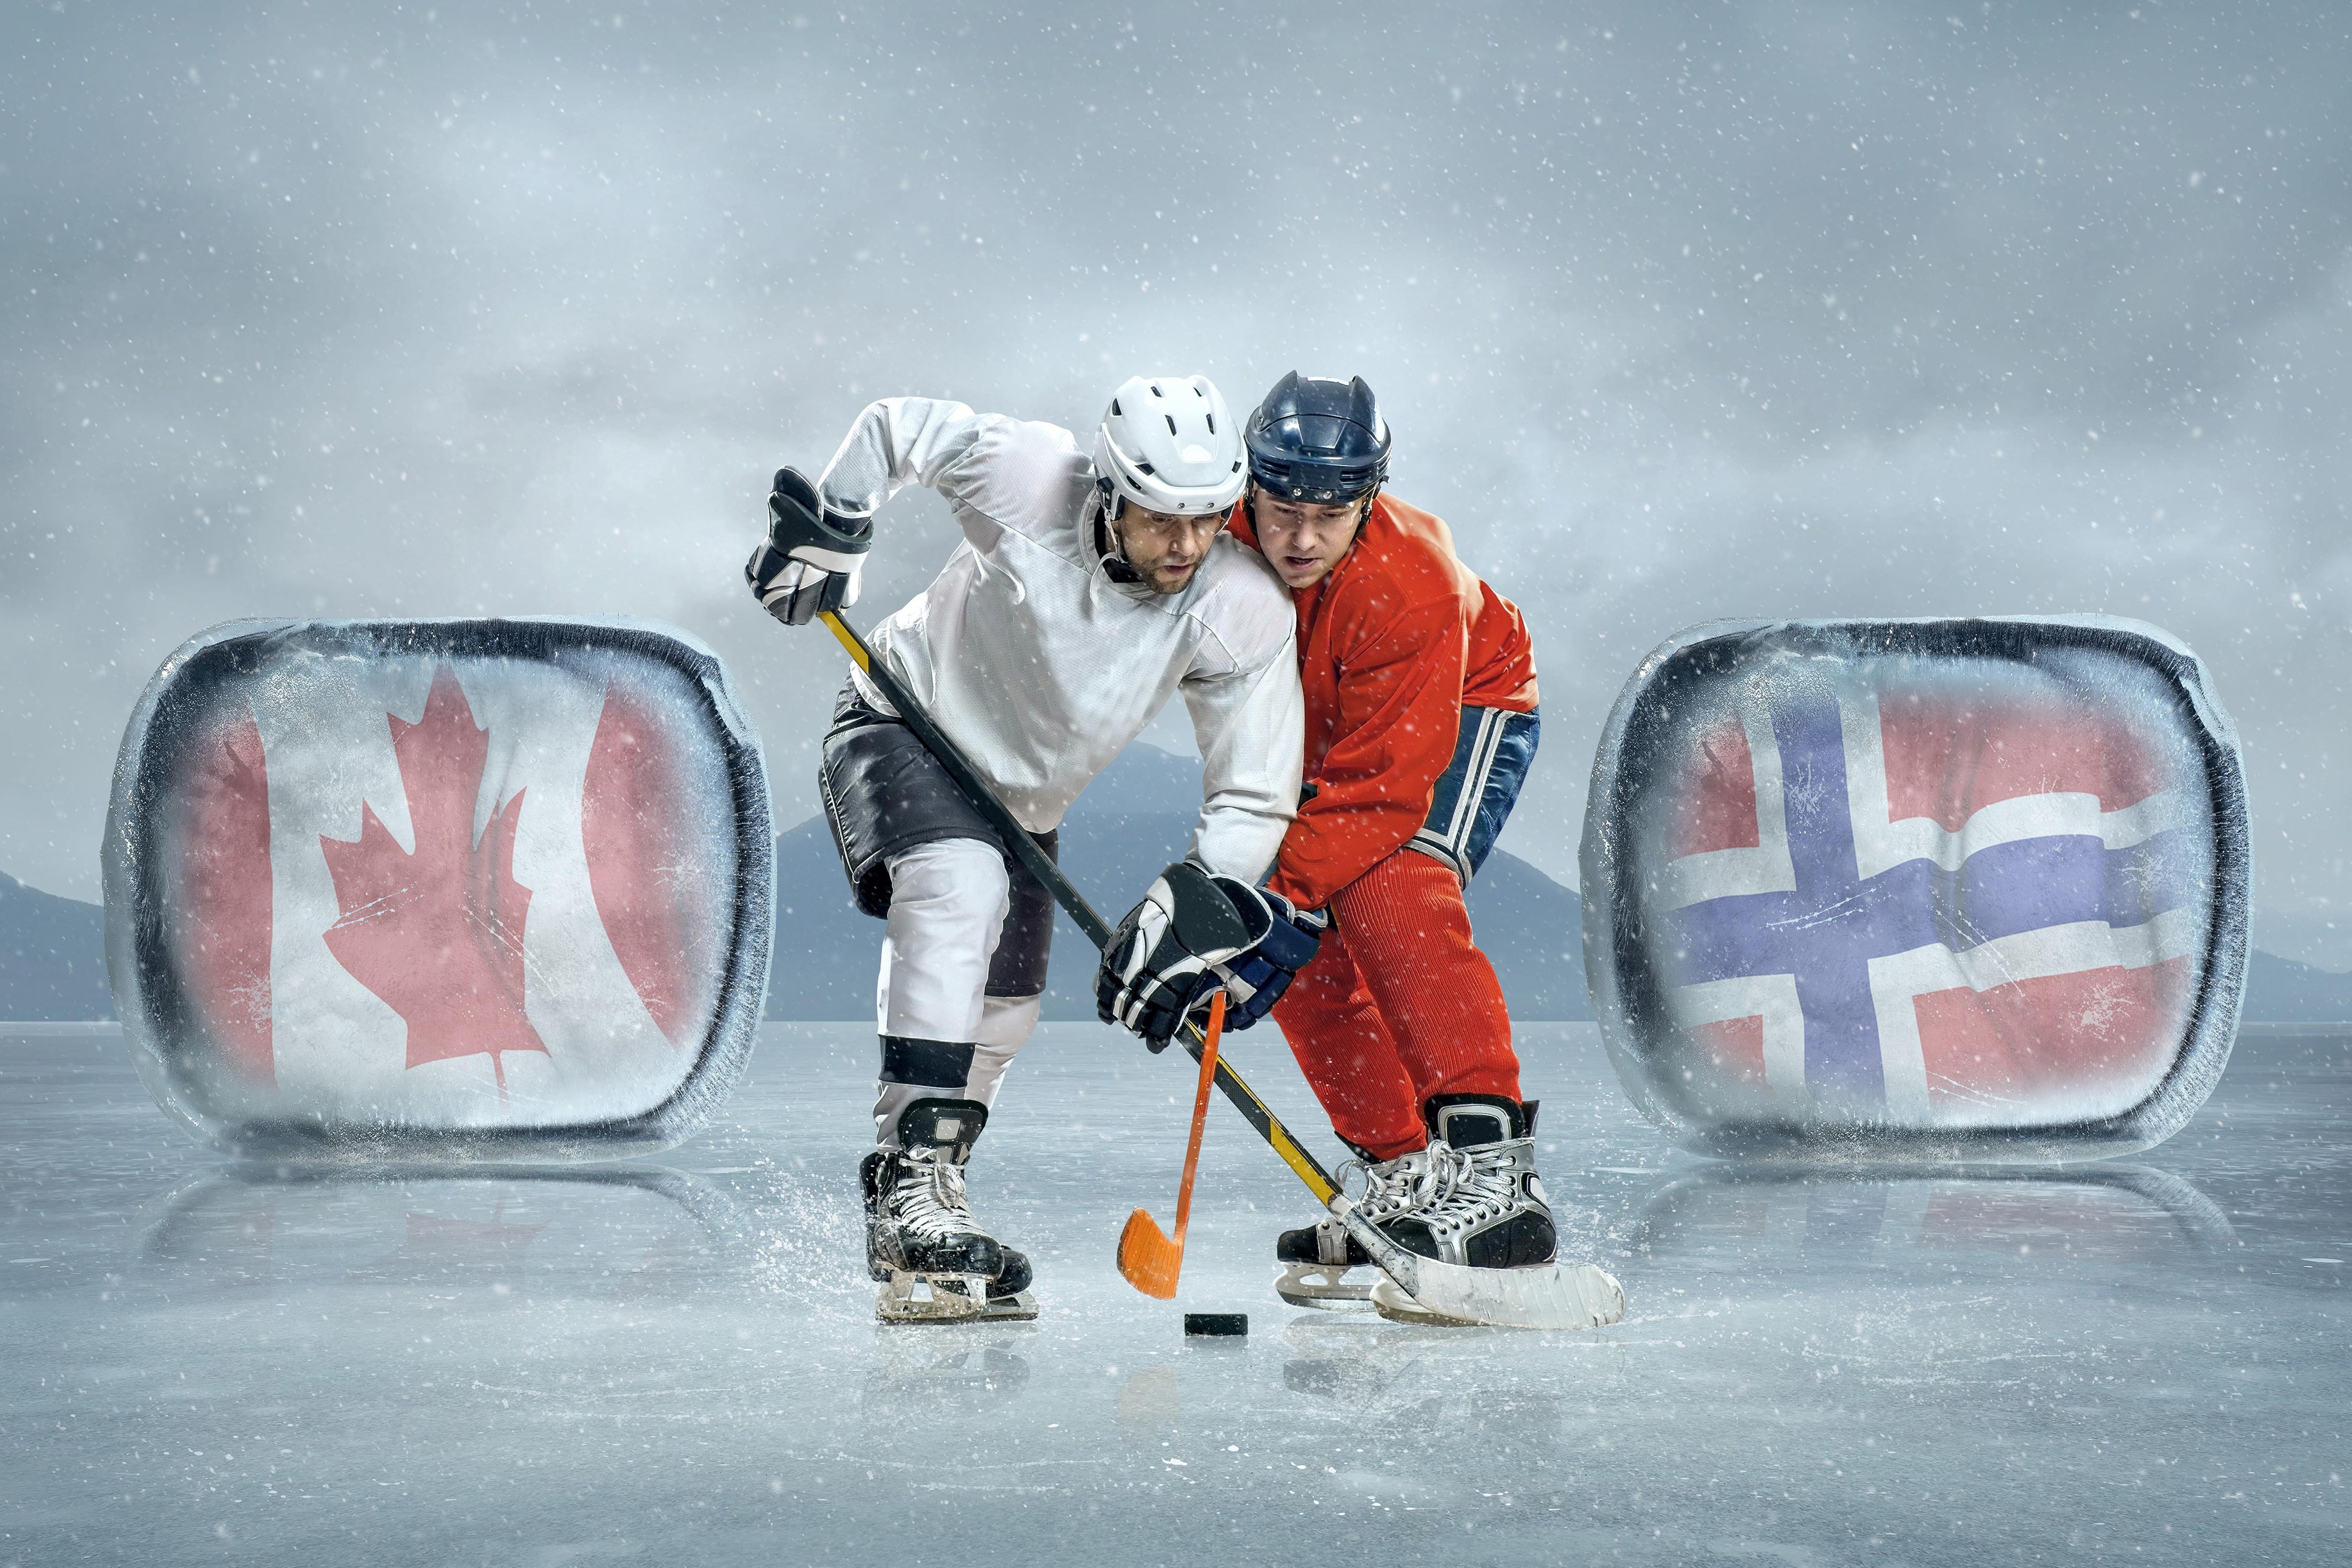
[1145,558,1198,595]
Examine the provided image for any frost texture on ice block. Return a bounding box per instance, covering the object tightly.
[103,618,773,1160]
[1579,617,2246,1162]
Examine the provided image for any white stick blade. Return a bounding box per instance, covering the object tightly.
[1382,1258,1626,1331]
[1329,1193,1627,1330]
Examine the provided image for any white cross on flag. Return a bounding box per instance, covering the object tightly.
[1582,617,2247,1161]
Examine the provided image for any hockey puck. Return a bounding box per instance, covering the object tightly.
[1183,1312,1248,1337]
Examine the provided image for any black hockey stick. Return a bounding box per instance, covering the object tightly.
[809,609,1624,1329]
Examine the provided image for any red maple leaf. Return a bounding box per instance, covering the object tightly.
[319,665,548,1097]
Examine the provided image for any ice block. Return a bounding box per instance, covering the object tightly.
[1579,616,2246,1162]
[103,618,773,1160]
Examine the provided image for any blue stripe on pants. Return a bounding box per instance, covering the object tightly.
[1406,706,1540,884]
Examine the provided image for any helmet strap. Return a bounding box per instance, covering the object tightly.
[1092,479,1143,585]
[1330,489,1377,569]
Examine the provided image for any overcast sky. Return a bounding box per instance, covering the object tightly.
[6,2,2349,963]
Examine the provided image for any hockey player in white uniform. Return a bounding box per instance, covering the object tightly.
[747,376,1320,1320]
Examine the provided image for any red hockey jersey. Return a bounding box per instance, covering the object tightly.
[1231,492,1536,909]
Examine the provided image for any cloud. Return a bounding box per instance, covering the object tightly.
[3,2,2347,961]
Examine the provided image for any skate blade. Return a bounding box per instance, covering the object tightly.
[875,1272,1039,1324]
[1274,1262,1375,1312]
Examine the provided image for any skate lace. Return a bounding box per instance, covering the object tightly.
[1337,1152,1422,1223]
[892,1149,982,1241]
[1398,1144,1523,1233]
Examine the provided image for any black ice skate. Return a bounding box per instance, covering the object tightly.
[862,1098,1037,1323]
[1276,1097,1558,1319]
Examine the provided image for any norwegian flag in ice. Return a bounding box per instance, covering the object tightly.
[1583,618,2246,1155]
[105,619,771,1155]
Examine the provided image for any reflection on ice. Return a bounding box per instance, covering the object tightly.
[1276,1312,1629,1422]
[134,1166,744,1304]
[1630,1163,2235,1270]
[1113,1362,1180,1446]
[862,1332,1033,1422]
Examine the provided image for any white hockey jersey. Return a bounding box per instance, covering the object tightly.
[817,397,1305,880]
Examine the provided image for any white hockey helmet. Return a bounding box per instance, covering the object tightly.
[1091,375,1248,516]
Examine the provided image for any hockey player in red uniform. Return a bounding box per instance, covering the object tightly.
[1219,372,1556,1310]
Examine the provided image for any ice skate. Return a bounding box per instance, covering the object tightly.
[1273,1146,1435,1310]
[1363,1096,1562,1326]
[863,1099,1037,1324]
[1274,1097,1565,1324]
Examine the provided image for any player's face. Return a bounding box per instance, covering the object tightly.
[1114,504,1225,595]
[1251,490,1369,590]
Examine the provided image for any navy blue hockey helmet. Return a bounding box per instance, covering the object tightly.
[1243,373,1391,504]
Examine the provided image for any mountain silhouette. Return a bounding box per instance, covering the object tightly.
[0,872,111,1021]
[5,743,2347,1025]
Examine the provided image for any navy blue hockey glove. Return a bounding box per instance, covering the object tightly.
[746,466,871,626]
[1206,880,1323,1033]
[1096,865,1324,1050]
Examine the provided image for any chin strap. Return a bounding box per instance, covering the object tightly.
[1092,480,1145,585]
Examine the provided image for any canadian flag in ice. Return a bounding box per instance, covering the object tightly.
[1652,672,2206,1127]
[315,667,552,1094]
[159,650,734,1128]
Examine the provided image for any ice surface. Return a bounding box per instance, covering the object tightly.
[2,1018,2343,1565]
[102,618,771,1160]
[1582,616,2247,1161]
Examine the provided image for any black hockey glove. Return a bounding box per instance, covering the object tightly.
[1096,864,1323,1050]
[745,466,872,626]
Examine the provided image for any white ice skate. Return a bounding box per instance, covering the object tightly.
[1364,1098,1614,1328]
[863,1099,1037,1324]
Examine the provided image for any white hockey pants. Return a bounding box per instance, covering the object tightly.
[871,837,1045,1149]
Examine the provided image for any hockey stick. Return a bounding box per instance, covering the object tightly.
[1116,989,1226,1299]
[812,609,1624,1330]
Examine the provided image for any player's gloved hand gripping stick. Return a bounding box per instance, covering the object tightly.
[1097,864,1322,1046]
[747,468,870,625]
[806,606,1624,1331]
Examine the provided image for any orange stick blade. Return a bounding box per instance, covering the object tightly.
[1116,1208,1182,1299]
[1114,992,1228,1301]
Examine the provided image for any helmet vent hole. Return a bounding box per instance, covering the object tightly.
[1163,414,1179,436]
[1205,412,1216,434]
[1136,461,1156,475]
[1110,399,1123,417]
[1149,383,1162,397]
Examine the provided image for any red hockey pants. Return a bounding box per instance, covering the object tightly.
[1270,848,1522,1161]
